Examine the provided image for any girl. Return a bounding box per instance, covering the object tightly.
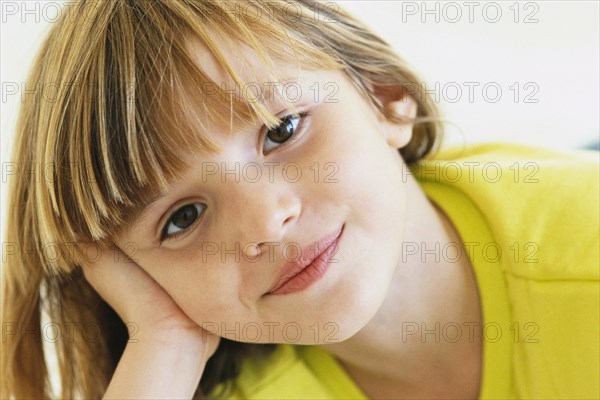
[2,1,598,399]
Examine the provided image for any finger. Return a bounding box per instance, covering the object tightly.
[79,244,148,320]
[80,244,121,287]
[81,244,139,286]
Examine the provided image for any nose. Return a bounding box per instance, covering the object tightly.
[228,180,301,257]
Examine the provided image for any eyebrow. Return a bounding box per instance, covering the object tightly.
[126,176,188,228]
[261,76,304,102]
[126,194,168,231]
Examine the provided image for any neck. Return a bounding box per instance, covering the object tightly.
[320,174,483,399]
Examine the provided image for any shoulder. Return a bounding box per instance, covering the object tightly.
[212,344,366,399]
[413,141,599,190]
[412,141,599,280]
[413,142,599,398]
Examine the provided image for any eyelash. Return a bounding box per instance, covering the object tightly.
[161,226,190,243]
[262,111,310,154]
[159,203,205,244]
[159,112,310,244]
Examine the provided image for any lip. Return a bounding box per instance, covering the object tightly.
[266,224,344,296]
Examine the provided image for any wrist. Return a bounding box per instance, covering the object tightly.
[105,329,210,400]
[125,320,205,346]
[123,318,220,363]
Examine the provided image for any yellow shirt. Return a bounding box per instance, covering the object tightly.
[213,142,600,399]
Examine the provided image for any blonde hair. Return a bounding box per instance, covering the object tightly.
[1,0,442,398]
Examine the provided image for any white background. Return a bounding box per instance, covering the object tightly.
[339,0,600,149]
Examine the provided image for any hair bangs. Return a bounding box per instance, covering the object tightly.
[57,0,344,250]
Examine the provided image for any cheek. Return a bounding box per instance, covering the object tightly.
[301,112,409,334]
[233,123,407,340]
[321,112,408,226]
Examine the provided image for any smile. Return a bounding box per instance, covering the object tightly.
[266,224,344,296]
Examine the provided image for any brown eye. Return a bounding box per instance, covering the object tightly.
[161,203,206,241]
[263,113,306,153]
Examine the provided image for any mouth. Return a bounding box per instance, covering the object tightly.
[266,224,344,296]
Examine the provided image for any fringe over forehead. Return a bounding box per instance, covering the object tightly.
[31,0,343,265]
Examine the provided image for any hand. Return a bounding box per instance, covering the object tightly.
[81,243,220,362]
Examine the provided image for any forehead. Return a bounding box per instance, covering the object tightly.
[184,32,305,114]
[187,32,272,85]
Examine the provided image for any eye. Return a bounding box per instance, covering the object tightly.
[160,203,206,242]
[263,112,309,154]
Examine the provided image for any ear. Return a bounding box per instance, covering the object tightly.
[371,85,418,149]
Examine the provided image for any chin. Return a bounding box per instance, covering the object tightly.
[247,288,387,346]
[336,265,398,340]
[301,280,390,345]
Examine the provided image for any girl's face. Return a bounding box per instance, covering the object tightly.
[117,42,415,344]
